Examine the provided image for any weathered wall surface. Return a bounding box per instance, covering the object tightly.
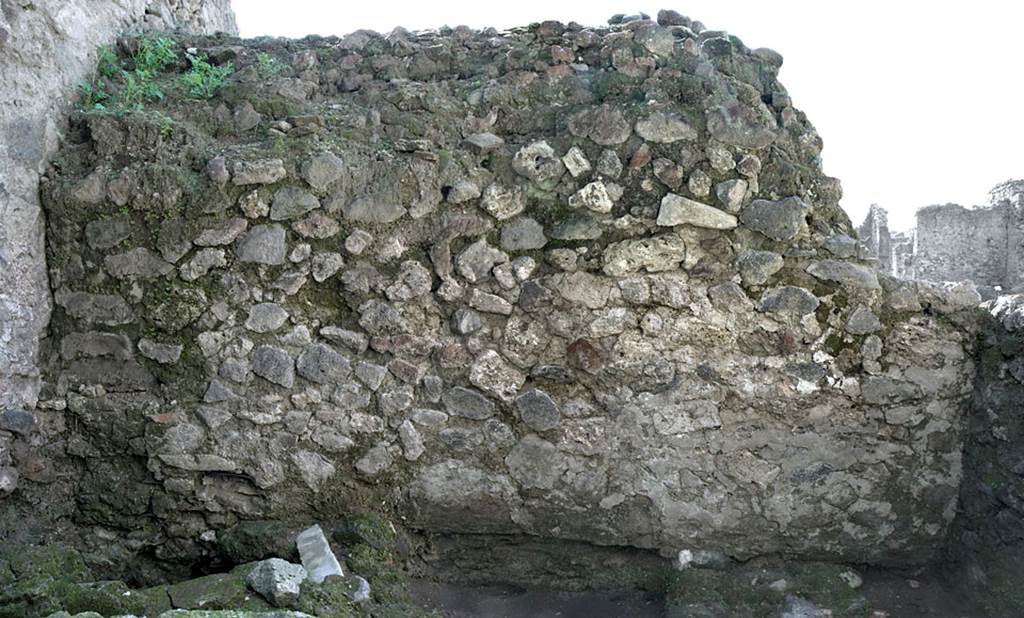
[857,204,892,274]
[948,294,1024,615]
[914,203,1009,287]
[23,16,982,572]
[0,0,236,412]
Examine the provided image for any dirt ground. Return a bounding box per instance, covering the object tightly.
[410,566,978,618]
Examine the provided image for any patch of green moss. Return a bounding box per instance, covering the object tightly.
[294,577,360,617]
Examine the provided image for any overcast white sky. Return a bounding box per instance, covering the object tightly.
[234,1,1023,231]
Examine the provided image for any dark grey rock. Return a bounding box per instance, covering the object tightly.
[846,305,882,335]
[568,105,631,145]
[296,343,351,384]
[104,248,174,280]
[740,197,810,241]
[252,345,295,388]
[759,286,820,316]
[635,112,696,143]
[342,195,407,223]
[0,408,36,435]
[442,386,496,420]
[500,217,547,251]
[237,224,287,265]
[138,338,183,364]
[56,290,133,326]
[270,186,320,221]
[195,217,248,246]
[736,250,784,285]
[515,389,561,432]
[806,260,880,290]
[85,216,131,250]
[451,307,483,335]
[246,303,289,333]
[301,151,344,192]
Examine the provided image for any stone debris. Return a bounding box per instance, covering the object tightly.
[296,524,344,584]
[245,558,307,607]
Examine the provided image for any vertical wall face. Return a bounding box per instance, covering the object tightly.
[857,205,892,274]
[0,0,235,499]
[0,0,237,412]
[949,295,1024,615]
[912,204,1009,288]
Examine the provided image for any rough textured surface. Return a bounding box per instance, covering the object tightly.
[20,12,984,580]
[0,0,236,411]
[947,294,1024,616]
[0,0,236,506]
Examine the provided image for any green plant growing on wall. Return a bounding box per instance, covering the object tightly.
[257,51,283,77]
[180,53,234,99]
[96,45,121,78]
[76,81,110,111]
[117,69,165,112]
[132,36,178,74]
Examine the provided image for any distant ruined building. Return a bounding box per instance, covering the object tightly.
[860,180,1024,297]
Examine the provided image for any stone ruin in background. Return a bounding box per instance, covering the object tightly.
[860,180,1024,297]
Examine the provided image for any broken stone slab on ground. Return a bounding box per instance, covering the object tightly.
[296,524,344,584]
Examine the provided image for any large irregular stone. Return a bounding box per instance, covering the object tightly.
[500,217,547,251]
[301,151,344,191]
[806,260,880,290]
[85,216,131,250]
[740,197,810,241]
[602,236,686,276]
[657,193,738,229]
[270,186,320,221]
[195,218,248,246]
[237,224,287,265]
[55,291,133,326]
[456,239,508,283]
[514,389,560,432]
[568,181,614,213]
[246,303,289,333]
[245,558,307,607]
[252,345,295,388]
[469,350,525,402]
[104,248,174,280]
[635,112,697,143]
[233,158,287,185]
[512,141,565,188]
[442,386,496,420]
[342,195,406,223]
[296,343,351,384]
[463,132,505,154]
[480,183,526,220]
[736,250,784,285]
[568,105,632,145]
[706,102,778,149]
[759,286,820,316]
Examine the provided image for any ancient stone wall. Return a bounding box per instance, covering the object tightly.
[0,0,235,436]
[857,181,1024,295]
[914,203,1009,288]
[0,0,235,508]
[857,204,892,274]
[21,16,985,573]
